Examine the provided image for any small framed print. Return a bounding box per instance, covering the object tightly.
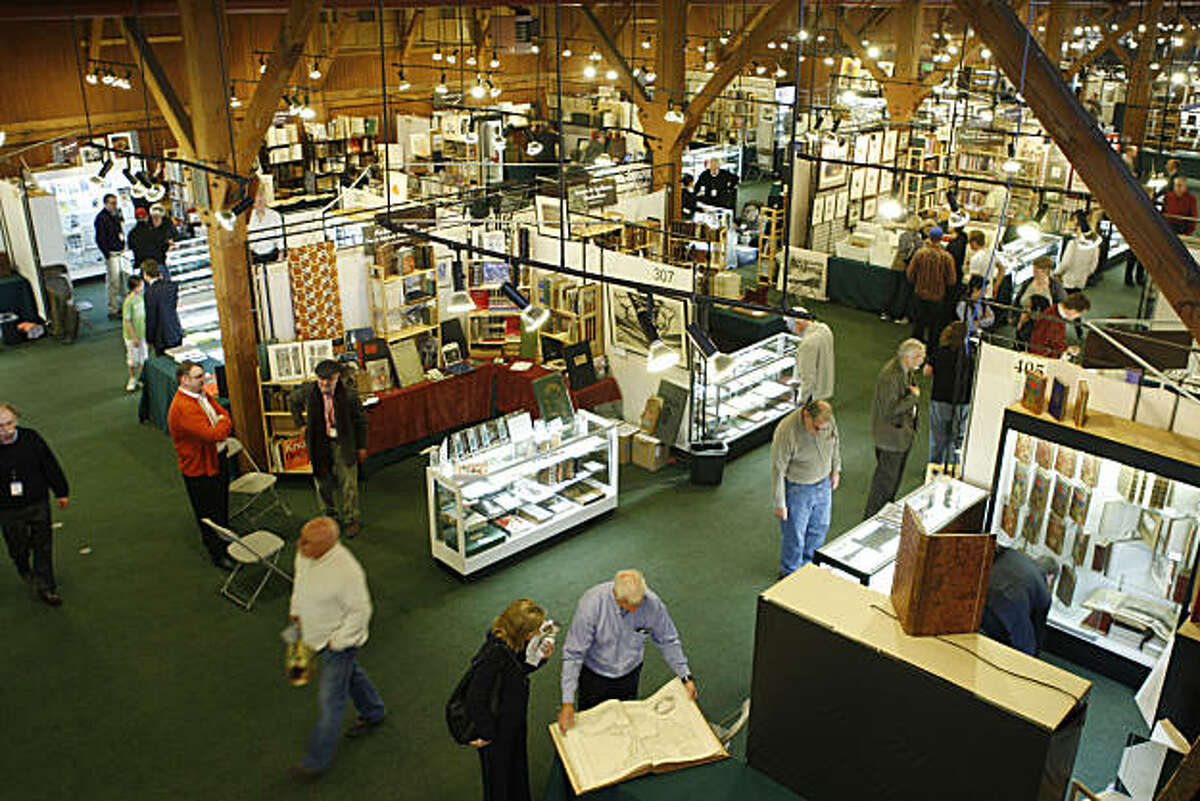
[868,132,883,164]
[883,129,898,163]
[878,169,893,195]
[811,194,826,225]
[301,339,335,377]
[862,197,877,220]
[850,169,866,201]
[835,190,849,219]
[853,134,870,164]
[267,342,306,382]
[848,201,861,227]
[865,168,880,197]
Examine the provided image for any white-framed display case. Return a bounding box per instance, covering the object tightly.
[31,164,137,280]
[987,404,1200,678]
[690,331,800,445]
[426,409,619,576]
[813,476,990,592]
[170,233,222,346]
[999,230,1063,289]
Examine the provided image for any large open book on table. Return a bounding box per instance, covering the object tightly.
[548,677,728,795]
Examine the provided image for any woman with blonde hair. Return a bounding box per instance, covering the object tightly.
[465,599,555,801]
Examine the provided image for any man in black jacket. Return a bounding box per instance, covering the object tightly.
[290,361,369,537]
[93,193,126,318]
[128,205,177,278]
[0,403,69,606]
[693,158,738,211]
[142,260,184,355]
[981,547,1055,655]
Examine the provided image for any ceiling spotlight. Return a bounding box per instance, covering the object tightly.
[644,66,656,83]
[1151,62,1161,70]
[470,77,486,99]
[229,83,241,108]
[432,47,443,62]
[664,99,685,123]
[642,35,652,50]
[144,182,166,203]
[1002,144,1021,174]
[775,64,787,78]
[447,49,457,65]
[501,281,549,331]
[590,47,602,61]
[947,43,958,55]
[817,34,826,43]
[605,68,618,81]
[1172,72,1186,85]
[780,41,789,51]
[823,56,835,66]
[101,70,115,85]
[489,81,501,98]
[397,69,411,91]
[754,61,766,75]
[867,45,880,59]
[705,58,715,71]
[466,53,477,66]
[299,104,316,120]
[530,42,540,54]
[258,55,267,74]
[435,73,448,94]
[799,29,809,41]
[981,48,992,60]
[308,60,321,80]
[562,45,572,58]
[447,258,476,313]
[719,33,729,46]
[583,64,597,79]
[90,158,114,184]
[632,65,641,77]
[686,322,734,380]
[767,40,777,50]
[490,50,500,69]
[86,70,99,85]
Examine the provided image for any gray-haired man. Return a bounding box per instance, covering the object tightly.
[864,338,926,519]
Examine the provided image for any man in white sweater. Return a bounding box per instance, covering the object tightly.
[790,307,835,403]
[288,517,386,781]
[1054,233,1101,294]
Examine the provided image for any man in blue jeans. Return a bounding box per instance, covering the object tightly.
[288,517,386,781]
[771,399,841,579]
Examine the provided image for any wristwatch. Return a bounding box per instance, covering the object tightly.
[683,674,695,684]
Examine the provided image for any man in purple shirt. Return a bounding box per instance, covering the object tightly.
[557,569,696,732]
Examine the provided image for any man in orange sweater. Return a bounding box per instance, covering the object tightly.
[168,360,234,568]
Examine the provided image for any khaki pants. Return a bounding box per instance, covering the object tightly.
[314,451,359,526]
[106,253,127,315]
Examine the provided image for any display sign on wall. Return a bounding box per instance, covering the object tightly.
[777,246,828,302]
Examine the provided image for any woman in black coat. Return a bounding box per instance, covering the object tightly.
[465,599,554,801]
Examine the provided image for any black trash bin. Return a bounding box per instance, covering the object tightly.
[0,312,20,345]
[689,440,729,486]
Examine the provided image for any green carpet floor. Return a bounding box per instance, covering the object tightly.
[0,267,1145,800]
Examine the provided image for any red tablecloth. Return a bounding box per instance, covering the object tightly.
[366,362,622,455]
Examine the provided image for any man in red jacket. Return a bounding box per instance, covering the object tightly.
[1164,176,1197,235]
[168,360,234,568]
[1030,293,1091,359]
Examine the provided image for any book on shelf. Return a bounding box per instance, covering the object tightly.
[548,678,728,796]
[274,434,310,472]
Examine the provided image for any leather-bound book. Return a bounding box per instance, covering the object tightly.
[890,505,996,636]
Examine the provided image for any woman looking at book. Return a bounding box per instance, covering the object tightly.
[465,599,556,801]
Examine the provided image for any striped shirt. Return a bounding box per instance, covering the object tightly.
[906,244,957,302]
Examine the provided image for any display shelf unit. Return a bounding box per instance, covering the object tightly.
[170,233,222,345]
[813,477,990,590]
[426,410,619,575]
[986,404,1200,683]
[31,164,137,280]
[535,276,603,357]
[464,251,530,359]
[368,239,441,360]
[258,375,312,475]
[689,331,801,447]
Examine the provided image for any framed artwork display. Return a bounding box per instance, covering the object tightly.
[267,342,306,382]
[536,195,569,238]
[862,197,877,220]
[301,339,335,377]
[818,138,849,189]
[883,130,898,162]
[864,168,880,197]
[777,246,829,301]
[878,169,893,195]
[868,132,883,164]
[835,190,850,219]
[607,286,686,357]
[853,134,870,165]
[811,194,826,225]
[849,169,866,201]
[848,202,861,227]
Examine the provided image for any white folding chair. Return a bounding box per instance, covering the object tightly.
[225,437,291,525]
[710,699,751,748]
[202,518,291,611]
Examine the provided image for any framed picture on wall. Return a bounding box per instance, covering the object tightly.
[267,342,306,382]
[848,201,861,227]
[865,168,880,197]
[878,169,894,195]
[835,190,850,219]
[863,197,878,220]
[535,195,569,238]
[883,130,898,162]
[849,169,866,200]
[301,339,335,376]
[812,194,826,225]
[818,138,849,189]
[853,134,870,164]
[868,132,883,164]
[606,285,686,357]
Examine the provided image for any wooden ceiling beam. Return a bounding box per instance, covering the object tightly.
[120,16,195,155]
[954,0,1200,344]
[1064,9,1140,80]
[579,5,650,106]
[833,11,893,89]
[88,17,106,63]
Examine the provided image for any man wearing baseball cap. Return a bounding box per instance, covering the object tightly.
[905,226,957,346]
[129,204,177,279]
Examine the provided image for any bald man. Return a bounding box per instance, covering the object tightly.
[288,517,386,781]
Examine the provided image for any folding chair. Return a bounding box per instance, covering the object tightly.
[709,698,751,748]
[225,437,291,525]
[201,518,291,611]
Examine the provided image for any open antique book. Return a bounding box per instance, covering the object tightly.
[548,677,728,795]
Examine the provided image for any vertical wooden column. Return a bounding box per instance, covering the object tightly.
[1041,0,1067,69]
[954,0,1200,342]
[178,0,265,465]
[1122,2,1162,147]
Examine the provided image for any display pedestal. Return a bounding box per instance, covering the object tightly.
[748,566,1091,801]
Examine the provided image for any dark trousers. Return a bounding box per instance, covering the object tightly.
[887,274,913,319]
[864,447,910,519]
[577,663,642,712]
[1124,252,1145,286]
[911,298,943,346]
[479,724,531,801]
[1,500,54,591]
[183,468,229,563]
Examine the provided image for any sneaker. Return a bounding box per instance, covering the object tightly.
[39,590,63,607]
[878,312,891,321]
[894,317,909,325]
[346,715,385,738]
[125,377,138,392]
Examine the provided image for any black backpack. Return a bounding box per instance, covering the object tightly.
[446,641,507,745]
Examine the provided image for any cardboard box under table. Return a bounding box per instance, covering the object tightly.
[748,566,1091,801]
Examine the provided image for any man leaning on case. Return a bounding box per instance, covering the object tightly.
[864,338,926,519]
[557,569,696,733]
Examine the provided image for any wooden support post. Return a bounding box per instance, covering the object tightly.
[892,0,923,86]
[121,17,195,156]
[1121,1,1163,147]
[1042,0,1067,67]
[1064,6,1147,82]
[953,0,1200,342]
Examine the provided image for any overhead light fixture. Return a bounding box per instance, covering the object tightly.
[471,75,486,99]
[605,68,618,81]
[229,83,242,108]
[500,280,549,331]
[122,165,137,186]
[981,48,992,60]
[144,181,166,203]
[641,35,652,50]
[86,70,99,85]
[562,45,572,58]
[432,47,443,62]
[215,195,254,231]
[946,189,969,228]
[632,65,641,77]
[530,42,539,54]
[526,139,544,157]
[754,61,766,75]
[867,45,881,59]
[101,70,115,85]
[489,80,501,98]
[397,69,411,92]
[490,49,500,69]
[780,40,789,51]
[447,258,476,313]
[686,322,734,380]
[768,40,777,50]
[435,72,448,94]
[1172,72,1186,85]
[1002,144,1021,174]
[878,197,905,220]
[799,29,809,41]
[447,50,458,65]
[466,53,478,66]
[258,55,267,74]
[589,47,602,61]
[1073,209,1092,235]
[705,58,715,71]
[664,99,685,123]
[308,60,321,80]
[583,64,597,79]
[644,66,656,83]
[91,158,113,184]
[638,298,679,373]
[823,56,835,66]
[775,64,787,78]
[299,104,316,120]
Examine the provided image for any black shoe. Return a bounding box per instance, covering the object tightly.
[287,764,321,783]
[39,590,62,607]
[346,715,385,738]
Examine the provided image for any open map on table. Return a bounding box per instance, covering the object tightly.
[548,677,728,795]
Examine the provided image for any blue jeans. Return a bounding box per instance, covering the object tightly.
[779,478,832,576]
[928,401,969,467]
[302,647,386,773]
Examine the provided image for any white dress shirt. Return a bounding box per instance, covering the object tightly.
[290,542,372,651]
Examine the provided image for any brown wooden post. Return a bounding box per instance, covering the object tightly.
[1121,1,1162,147]
[954,0,1200,341]
[1042,0,1067,69]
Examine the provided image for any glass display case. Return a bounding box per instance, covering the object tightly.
[987,404,1200,676]
[690,331,800,445]
[426,409,619,576]
[998,230,1063,289]
[813,476,989,591]
[170,233,222,351]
